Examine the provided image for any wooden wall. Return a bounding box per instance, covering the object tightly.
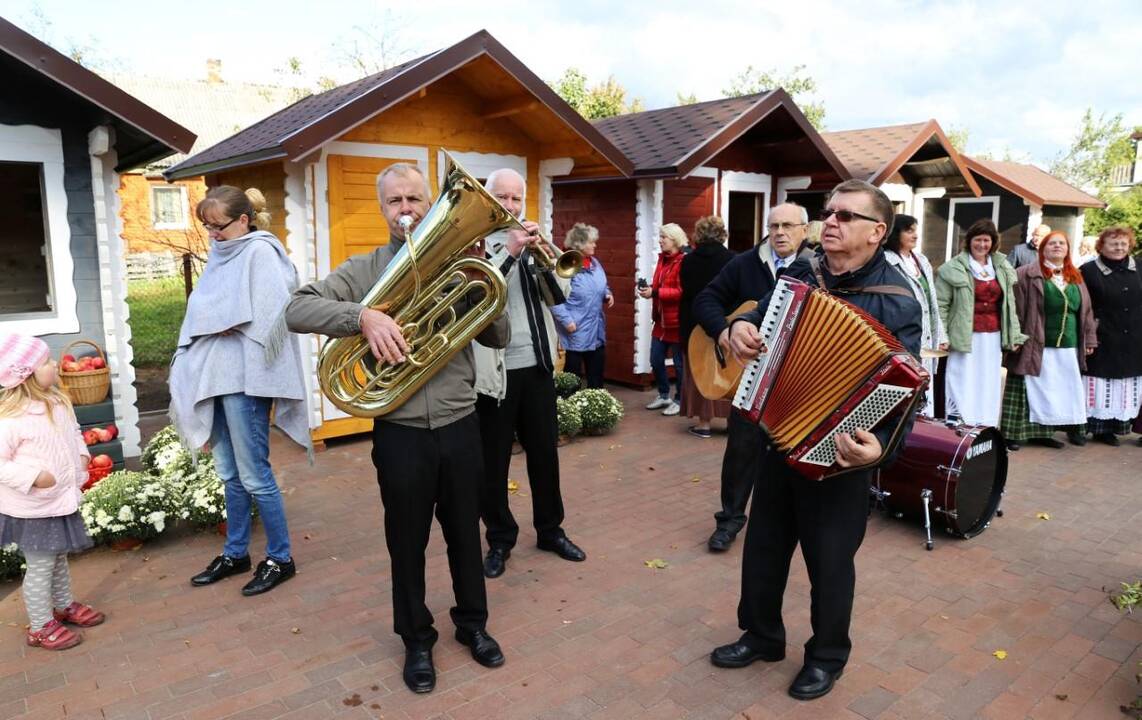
[118,174,208,255]
[663,178,715,240]
[207,163,289,246]
[552,180,639,383]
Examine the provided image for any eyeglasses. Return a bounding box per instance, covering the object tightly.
[820,208,882,224]
[767,222,806,232]
[201,217,238,233]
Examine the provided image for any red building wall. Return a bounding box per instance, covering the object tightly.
[552,180,639,384]
[662,177,715,236]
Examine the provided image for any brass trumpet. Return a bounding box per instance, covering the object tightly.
[526,235,583,279]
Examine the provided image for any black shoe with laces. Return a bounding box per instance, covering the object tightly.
[483,547,510,578]
[241,558,296,596]
[191,554,251,586]
[455,627,505,667]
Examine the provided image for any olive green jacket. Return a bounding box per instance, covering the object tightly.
[935,251,1027,352]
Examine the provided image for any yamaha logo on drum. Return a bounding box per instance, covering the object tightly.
[965,439,992,460]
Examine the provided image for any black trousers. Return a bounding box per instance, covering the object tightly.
[715,412,765,533]
[736,449,871,673]
[477,366,566,550]
[371,413,488,650]
[564,346,606,389]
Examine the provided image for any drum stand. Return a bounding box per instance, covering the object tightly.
[921,489,934,551]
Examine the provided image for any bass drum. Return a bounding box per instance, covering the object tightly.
[875,417,1007,538]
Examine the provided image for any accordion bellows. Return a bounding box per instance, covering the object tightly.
[733,277,927,480]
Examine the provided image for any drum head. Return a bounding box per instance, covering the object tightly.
[952,426,1007,537]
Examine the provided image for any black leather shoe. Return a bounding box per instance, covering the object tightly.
[537,536,586,561]
[789,665,842,700]
[241,558,296,596]
[1067,431,1087,446]
[402,649,435,693]
[1006,440,1021,451]
[455,628,505,668]
[1029,437,1065,449]
[707,528,735,552]
[710,641,784,668]
[191,555,251,586]
[1095,433,1121,447]
[483,548,510,578]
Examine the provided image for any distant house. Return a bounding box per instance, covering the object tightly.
[821,120,982,267]
[0,16,194,455]
[553,93,850,384]
[164,30,632,443]
[109,62,299,264]
[960,156,1104,254]
[1110,130,1142,190]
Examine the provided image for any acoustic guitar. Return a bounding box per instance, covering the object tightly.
[687,301,758,400]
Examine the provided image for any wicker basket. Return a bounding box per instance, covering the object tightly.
[59,340,111,405]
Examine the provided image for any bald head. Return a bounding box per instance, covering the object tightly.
[486,169,527,219]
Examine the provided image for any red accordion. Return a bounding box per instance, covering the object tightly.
[732,277,927,480]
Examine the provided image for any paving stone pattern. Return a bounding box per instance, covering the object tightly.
[0,387,1139,719]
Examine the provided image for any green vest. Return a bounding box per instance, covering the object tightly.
[1043,281,1080,348]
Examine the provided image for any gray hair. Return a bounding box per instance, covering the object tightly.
[772,202,808,224]
[375,163,430,202]
[485,168,527,207]
[564,222,599,250]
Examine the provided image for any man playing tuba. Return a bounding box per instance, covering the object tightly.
[285,163,510,694]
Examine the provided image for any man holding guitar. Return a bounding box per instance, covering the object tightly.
[690,203,811,551]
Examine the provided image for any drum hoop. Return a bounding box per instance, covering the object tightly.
[943,426,977,516]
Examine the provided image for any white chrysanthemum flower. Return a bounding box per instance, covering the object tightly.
[118,506,135,522]
[147,511,166,533]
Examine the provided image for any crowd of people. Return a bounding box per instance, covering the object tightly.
[1,165,1138,705]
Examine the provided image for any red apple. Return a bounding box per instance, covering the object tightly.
[61,354,75,363]
[79,357,94,370]
[105,424,118,439]
[94,428,112,443]
[82,430,99,446]
[62,361,80,373]
[90,454,113,469]
[90,357,106,370]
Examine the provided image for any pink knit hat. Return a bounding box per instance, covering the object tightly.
[0,334,51,389]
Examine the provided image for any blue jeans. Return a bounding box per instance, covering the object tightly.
[650,337,683,401]
[210,394,291,563]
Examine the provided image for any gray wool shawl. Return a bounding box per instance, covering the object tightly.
[168,231,313,461]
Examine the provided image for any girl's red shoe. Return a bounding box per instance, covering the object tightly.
[26,619,82,650]
[53,601,105,627]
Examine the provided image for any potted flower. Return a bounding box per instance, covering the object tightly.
[556,396,582,444]
[553,371,582,399]
[569,388,624,435]
[176,455,228,532]
[80,470,177,550]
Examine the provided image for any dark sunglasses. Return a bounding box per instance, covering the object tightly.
[820,208,882,224]
[201,216,239,233]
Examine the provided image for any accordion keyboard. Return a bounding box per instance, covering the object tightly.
[732,280,803,414]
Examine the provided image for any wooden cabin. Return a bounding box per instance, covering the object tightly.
[165,30,632,443]
[551,92,851,385]
[0,16,194,456]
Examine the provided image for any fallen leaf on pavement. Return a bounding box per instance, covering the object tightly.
[644,558,669,569]
[1036,512,1051,520]
[992,649,1007,660]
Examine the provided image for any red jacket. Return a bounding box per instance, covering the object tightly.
[651,250,685,342]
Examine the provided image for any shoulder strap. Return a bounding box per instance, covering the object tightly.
[809,256,913,298]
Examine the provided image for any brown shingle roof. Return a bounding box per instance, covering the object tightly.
[821,122,929,181]
[592,90,850,180]
[962,157,1105,209]
[0,15,194,169]
[165,31,632,180]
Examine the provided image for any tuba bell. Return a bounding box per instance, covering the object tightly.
[317,151,520,418]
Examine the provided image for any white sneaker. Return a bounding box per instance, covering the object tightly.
[662,401,680,416]
[646,396,671,410]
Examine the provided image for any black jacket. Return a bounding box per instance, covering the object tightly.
[1080,255,1142,378]
[736,248,923,464]
[691,248,776,341]
[679,242,735,342]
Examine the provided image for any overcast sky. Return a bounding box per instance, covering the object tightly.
[9,0,1140,166]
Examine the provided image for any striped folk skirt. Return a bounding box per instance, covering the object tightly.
[1001,374,1084,442]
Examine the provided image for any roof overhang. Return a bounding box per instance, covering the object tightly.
[0,15,195,166]
[961,156,1106,209]
[868,120,981,196]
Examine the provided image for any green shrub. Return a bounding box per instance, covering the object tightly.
[126,277,187,367]
[553,371,582,398]
[0,544,24,582]
[556,396,582,437]
[569,388,624,433]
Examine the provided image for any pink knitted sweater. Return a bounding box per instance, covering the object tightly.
[0,400,88,519]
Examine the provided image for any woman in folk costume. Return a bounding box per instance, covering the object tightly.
[1001,232,1097,450]
[936,219,1026,428]
[883,214,946,416]
[1080,226,1142,446]
[169,186,311,596]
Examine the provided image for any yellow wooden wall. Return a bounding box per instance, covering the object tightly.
[208,164,289,246]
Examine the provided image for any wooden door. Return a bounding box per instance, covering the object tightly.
[327,154,420,268]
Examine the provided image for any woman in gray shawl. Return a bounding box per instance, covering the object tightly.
[169,186,311,596]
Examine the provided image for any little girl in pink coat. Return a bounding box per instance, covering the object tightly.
[0,334,104,650]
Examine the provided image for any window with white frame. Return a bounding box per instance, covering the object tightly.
[151,184,188,229]
[0,124,78,334]
[0,161,52,315]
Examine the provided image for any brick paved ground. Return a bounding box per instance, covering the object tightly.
[0,386,1139,719]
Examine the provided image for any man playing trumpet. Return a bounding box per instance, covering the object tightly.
[285,163,510,694]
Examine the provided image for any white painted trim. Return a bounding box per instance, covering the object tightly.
[912,187,947,255]
[439,149,525,190]
[0,124,78,335]
[89,126,141,456]
[689,166,719,215]
[150,184,189,230]
[633,179,662,374]
[283,160,320,430]
[776,176,811,205]
[946,196,1000,262]
[720,170,772,244]
[1024,203,1043,244]
[324,141,428,165]
[881,182,912,211]
[538,157,574,240]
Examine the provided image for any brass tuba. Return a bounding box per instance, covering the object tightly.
[317,151,518,418]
